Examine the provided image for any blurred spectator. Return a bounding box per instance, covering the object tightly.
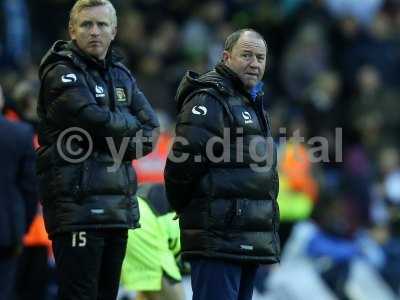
[381,202,400,296]
[12,79,39,126]
[338,12,400,90]
[350,65,400,155]
[281,22,331,100]
[1,0,31,69]
[132,110,173,184]
[377,147,400,295]
[181,16,210,61]
[301,70,344,139]
[13,126,52,300]
[266,191,396,300]
[278,114,319,248]
[324,0,384,25]
[380,147,400,205]
[14,205,53,300]
[0,84,38,300]
[343,146,374,226]
[116,9,147,69]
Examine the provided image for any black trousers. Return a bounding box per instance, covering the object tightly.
[0,247,18,300]
[52,229,128,300]
[15,246,50,300]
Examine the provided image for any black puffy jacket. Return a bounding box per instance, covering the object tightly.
[165,64,280,264]
[37,41,159,236]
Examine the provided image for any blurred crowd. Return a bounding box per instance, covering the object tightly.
[1,0,400,299]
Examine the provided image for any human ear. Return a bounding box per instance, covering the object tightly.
[222,51,230,63]
[111,25,117,40]
[69,23,76,40]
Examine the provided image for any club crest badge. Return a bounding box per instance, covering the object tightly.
[115,87,127,102]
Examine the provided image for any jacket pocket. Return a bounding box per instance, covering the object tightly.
[208,198,234,230]
[240,199,274,231]
[79,158,131,196]
[52,163,82,201]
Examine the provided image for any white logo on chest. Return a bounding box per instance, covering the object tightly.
[242,111,253,124]
[95,85,105,98]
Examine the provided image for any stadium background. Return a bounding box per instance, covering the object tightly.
[1,0,400,299]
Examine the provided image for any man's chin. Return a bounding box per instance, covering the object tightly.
[244,80,258,90]
[87,50,105,60]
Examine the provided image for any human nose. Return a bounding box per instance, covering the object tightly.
[249,57,260,69]
[90,24,100,35]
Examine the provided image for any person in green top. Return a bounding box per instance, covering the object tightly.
[120,184,185,300]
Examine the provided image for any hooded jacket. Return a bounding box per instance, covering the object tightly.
[37,41,159,236]
[164,64,280,264]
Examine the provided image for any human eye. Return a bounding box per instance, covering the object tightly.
[80,21,91,28]
[98,22,108,28]
[257,55,265,62]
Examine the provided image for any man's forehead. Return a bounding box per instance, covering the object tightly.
[234,34,266,54]
[77,6,112,20]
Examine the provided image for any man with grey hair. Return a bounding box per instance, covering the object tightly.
[37,0,159,299]
[165,28,279,300]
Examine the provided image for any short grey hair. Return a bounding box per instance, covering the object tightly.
[69,0,117,27]
[224,28,267,53]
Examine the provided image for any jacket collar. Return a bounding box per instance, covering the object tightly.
[69,41,122,70]
[215,63,264,101]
